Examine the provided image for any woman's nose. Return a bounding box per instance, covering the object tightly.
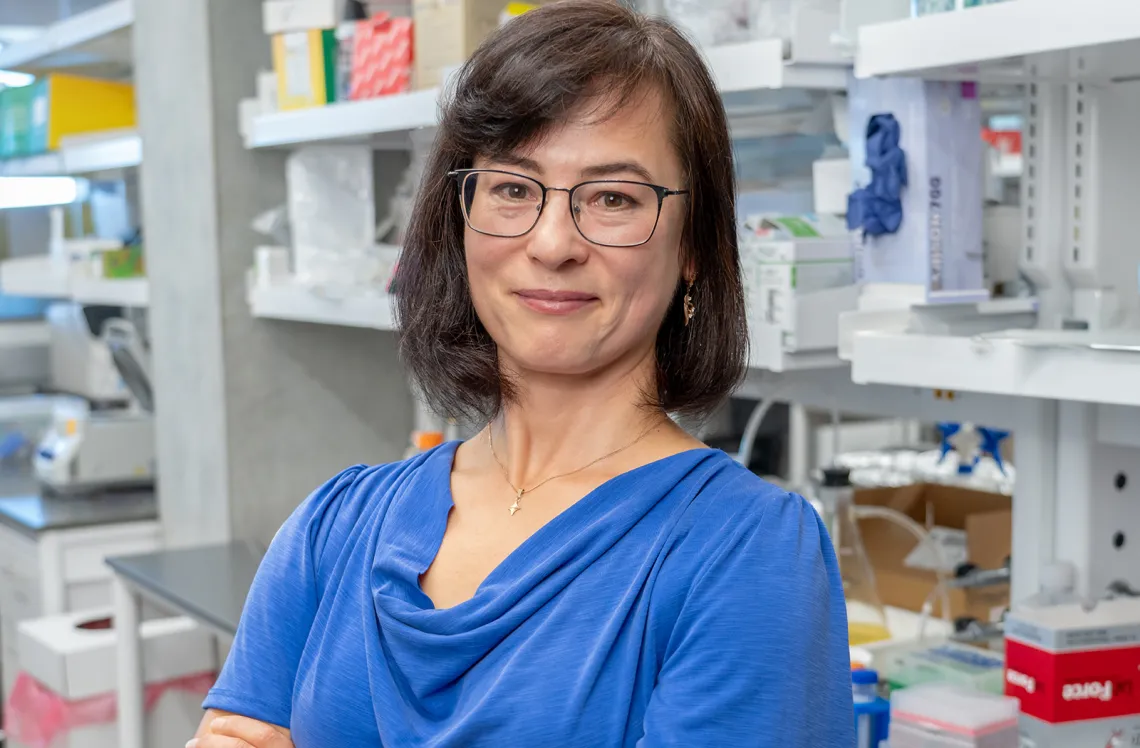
[525,190,590,268]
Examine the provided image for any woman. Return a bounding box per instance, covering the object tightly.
[191,2,853,746]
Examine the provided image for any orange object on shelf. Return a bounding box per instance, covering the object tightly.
[412,431,444,451]
[350,13,414,100]
[982,128,1021,156]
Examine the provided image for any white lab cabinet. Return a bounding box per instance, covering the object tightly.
[0,519,161,715]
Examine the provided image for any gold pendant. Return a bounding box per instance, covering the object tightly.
[509,488,523,516]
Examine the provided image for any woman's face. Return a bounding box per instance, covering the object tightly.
[464,90,688,380]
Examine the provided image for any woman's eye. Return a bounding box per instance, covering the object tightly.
[494,183,532,200]
[600,192,632,209]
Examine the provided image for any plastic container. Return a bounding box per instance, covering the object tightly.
[852,669,890,748]
[815,466,891,645]
[871,639,1006,695]
[889,683,1020,748]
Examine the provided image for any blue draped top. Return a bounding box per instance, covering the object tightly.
[204,442,853,746]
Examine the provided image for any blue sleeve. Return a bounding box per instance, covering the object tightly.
[202,467,364,727]
[639,491,854,747]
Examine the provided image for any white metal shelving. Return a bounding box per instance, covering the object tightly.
[247,282,396,330]
[245,89,440,150]
[245,36,847,150]
[0,257,71,299]
[705,38,847,93]
[856,0,1140,81]
[70,275,149,308]
[0,0,134,77]
[850,329,1140,409]
[0,256,149,308]
[0,131,142,177]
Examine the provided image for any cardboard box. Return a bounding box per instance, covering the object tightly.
[0,75,135,158]
[855,482,1011,622]
[263,0,340,34]
[273,28,339,110]
[412,0,512,90]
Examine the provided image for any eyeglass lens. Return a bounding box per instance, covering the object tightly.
[460,171,661,247]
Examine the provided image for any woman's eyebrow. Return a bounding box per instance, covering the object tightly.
[484,153,544,175]
[579,161,655,183]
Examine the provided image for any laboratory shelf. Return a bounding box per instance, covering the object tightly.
[0,0,134,77]
[0,257,70,299]
[706,38,847,93]
[245,35,847,150]
[0,256,148,307]
[248,281,396,331]
[849,328,1140,408]
[245,89,441,150]
[70,275,149,308]
[856,0,1140,81]
[0,131,142,177]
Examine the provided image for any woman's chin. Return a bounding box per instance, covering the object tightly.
[504,347,606,378]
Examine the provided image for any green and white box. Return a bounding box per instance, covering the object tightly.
[739,235,854,352]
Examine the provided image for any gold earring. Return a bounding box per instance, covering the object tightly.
[683,282,696,326]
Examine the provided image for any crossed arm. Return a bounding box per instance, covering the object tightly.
[187,709,294,748]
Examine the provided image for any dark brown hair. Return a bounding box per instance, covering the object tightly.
[396,0,745,422]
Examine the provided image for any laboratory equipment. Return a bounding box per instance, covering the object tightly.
[814,466,891,645]
[0,395,71,472]
[890,683,1019,747]
[46,303,133,404]
[34,317,156,493]
[1005,596,1140,747]
[853,669,890,748]
[872,639,1006,694]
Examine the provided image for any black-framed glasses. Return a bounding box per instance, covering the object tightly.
[448,168,690,248]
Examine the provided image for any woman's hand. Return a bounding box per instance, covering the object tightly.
[187,714,294,748]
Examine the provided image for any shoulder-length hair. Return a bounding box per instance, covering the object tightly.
[396,0,745,423]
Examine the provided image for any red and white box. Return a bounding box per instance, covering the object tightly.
[350,14,414,100]
[1005,598,1140,747]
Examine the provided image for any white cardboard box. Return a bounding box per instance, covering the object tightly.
[18,610,215,700]
[740,236,854,349]
[12,609,215,748]
[263,0,340,34]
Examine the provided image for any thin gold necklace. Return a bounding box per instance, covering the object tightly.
[487,421,660,515]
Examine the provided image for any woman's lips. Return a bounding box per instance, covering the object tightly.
[514,289,598,315]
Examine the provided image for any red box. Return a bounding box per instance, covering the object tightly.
[350,14,413,100]
[1004,598,1140,725]
[1006,638,1140,723]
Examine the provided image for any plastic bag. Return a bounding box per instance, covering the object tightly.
[663,0,792,46]
[286,145,376,287]
[4,670,216,748]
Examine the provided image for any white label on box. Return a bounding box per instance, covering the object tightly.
[904,526,968,573]
[283,33,314,99]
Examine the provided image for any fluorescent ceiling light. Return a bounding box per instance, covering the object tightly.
[0,70,34,88]
[0,177,87,209]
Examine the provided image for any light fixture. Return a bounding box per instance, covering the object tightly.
[0,177,88,209]
[0,70,33,88]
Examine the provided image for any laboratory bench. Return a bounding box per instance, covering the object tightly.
[106,541,262,638]
[0,470,161,722]
[108,541,263,748]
